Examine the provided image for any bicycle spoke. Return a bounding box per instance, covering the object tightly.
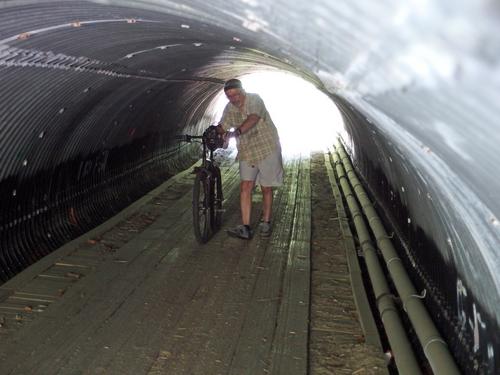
[211,167,223,231]
[193,173,211,243]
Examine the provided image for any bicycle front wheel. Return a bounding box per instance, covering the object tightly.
[211,167,223,231]
[193,171,211,244]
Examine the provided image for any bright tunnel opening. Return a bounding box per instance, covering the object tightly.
[212,71,344,158]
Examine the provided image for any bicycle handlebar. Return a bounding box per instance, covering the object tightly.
[174,134,203,142]
[175,125,226,152]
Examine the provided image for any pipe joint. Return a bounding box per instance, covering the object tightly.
[386,256,402,267]
[368,215,382,225]
[344,192,356,200]
[376,291,396,304]
[403,289,427,312]
[376,232,394,246]
[351,211,364,222]
[379,305,400,320]
[423,336,448,355]
[351,182,363,191]
[359,238,373,248]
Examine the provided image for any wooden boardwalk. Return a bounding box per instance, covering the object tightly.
[0,153,386,374]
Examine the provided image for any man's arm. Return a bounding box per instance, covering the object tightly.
[237,114,260,135]
[237,94,265,135]
[218,114,260,136]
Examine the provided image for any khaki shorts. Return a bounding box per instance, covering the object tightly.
[239,150,284,187]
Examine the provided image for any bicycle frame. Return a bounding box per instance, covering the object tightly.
[176,128,224,243]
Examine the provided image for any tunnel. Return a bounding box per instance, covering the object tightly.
[0,0,499,373]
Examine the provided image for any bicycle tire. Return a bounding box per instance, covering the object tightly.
[193,171,211,244]
[211,166,223,231]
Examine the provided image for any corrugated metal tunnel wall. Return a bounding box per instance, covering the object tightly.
[1,0,499,373]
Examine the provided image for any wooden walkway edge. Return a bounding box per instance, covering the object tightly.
[324,151,384,350]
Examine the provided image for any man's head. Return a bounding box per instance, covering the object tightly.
[224,78,245,108]
[224,79,243,91]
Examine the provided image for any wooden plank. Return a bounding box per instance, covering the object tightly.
[87,163,244,374]
[270,156,311,375]
[51,163,242,375]
[228,158,301,375]
[0,162,241,374]
[0,160,198,297]
[20,275,73,296]
[0,167,201,373]
[0,158,313,375]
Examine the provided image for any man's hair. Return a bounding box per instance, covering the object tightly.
[224,78,243,91]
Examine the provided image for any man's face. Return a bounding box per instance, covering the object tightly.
[225,88,245,108]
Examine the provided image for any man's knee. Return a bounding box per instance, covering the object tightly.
[240,180,255,193]
[261,186,273,195]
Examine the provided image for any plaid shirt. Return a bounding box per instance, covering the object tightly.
[221,93,280,164]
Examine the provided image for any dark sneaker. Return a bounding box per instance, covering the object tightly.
[227,225,252,240]
[259,221,272,237]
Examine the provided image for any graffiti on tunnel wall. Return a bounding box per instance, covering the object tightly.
[76,150,109,181]
[457,278,496,373]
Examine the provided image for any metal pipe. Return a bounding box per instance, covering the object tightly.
[334,142,461,375]
[330,149,422,374]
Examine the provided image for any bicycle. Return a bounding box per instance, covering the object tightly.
[176,125,225,244]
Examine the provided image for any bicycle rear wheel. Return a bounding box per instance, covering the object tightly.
[211,166,223,231]
[193,171,211,243]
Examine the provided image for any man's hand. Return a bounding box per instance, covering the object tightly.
[221,128,238,149]
[225,128,240,139]
[216,123,225,134]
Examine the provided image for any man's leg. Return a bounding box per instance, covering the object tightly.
[255,150,282,224]
[261,185,273,222]
[240,180,255,225]
[227,160,257,239]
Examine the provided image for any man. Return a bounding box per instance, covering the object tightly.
[218,78,283,239]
